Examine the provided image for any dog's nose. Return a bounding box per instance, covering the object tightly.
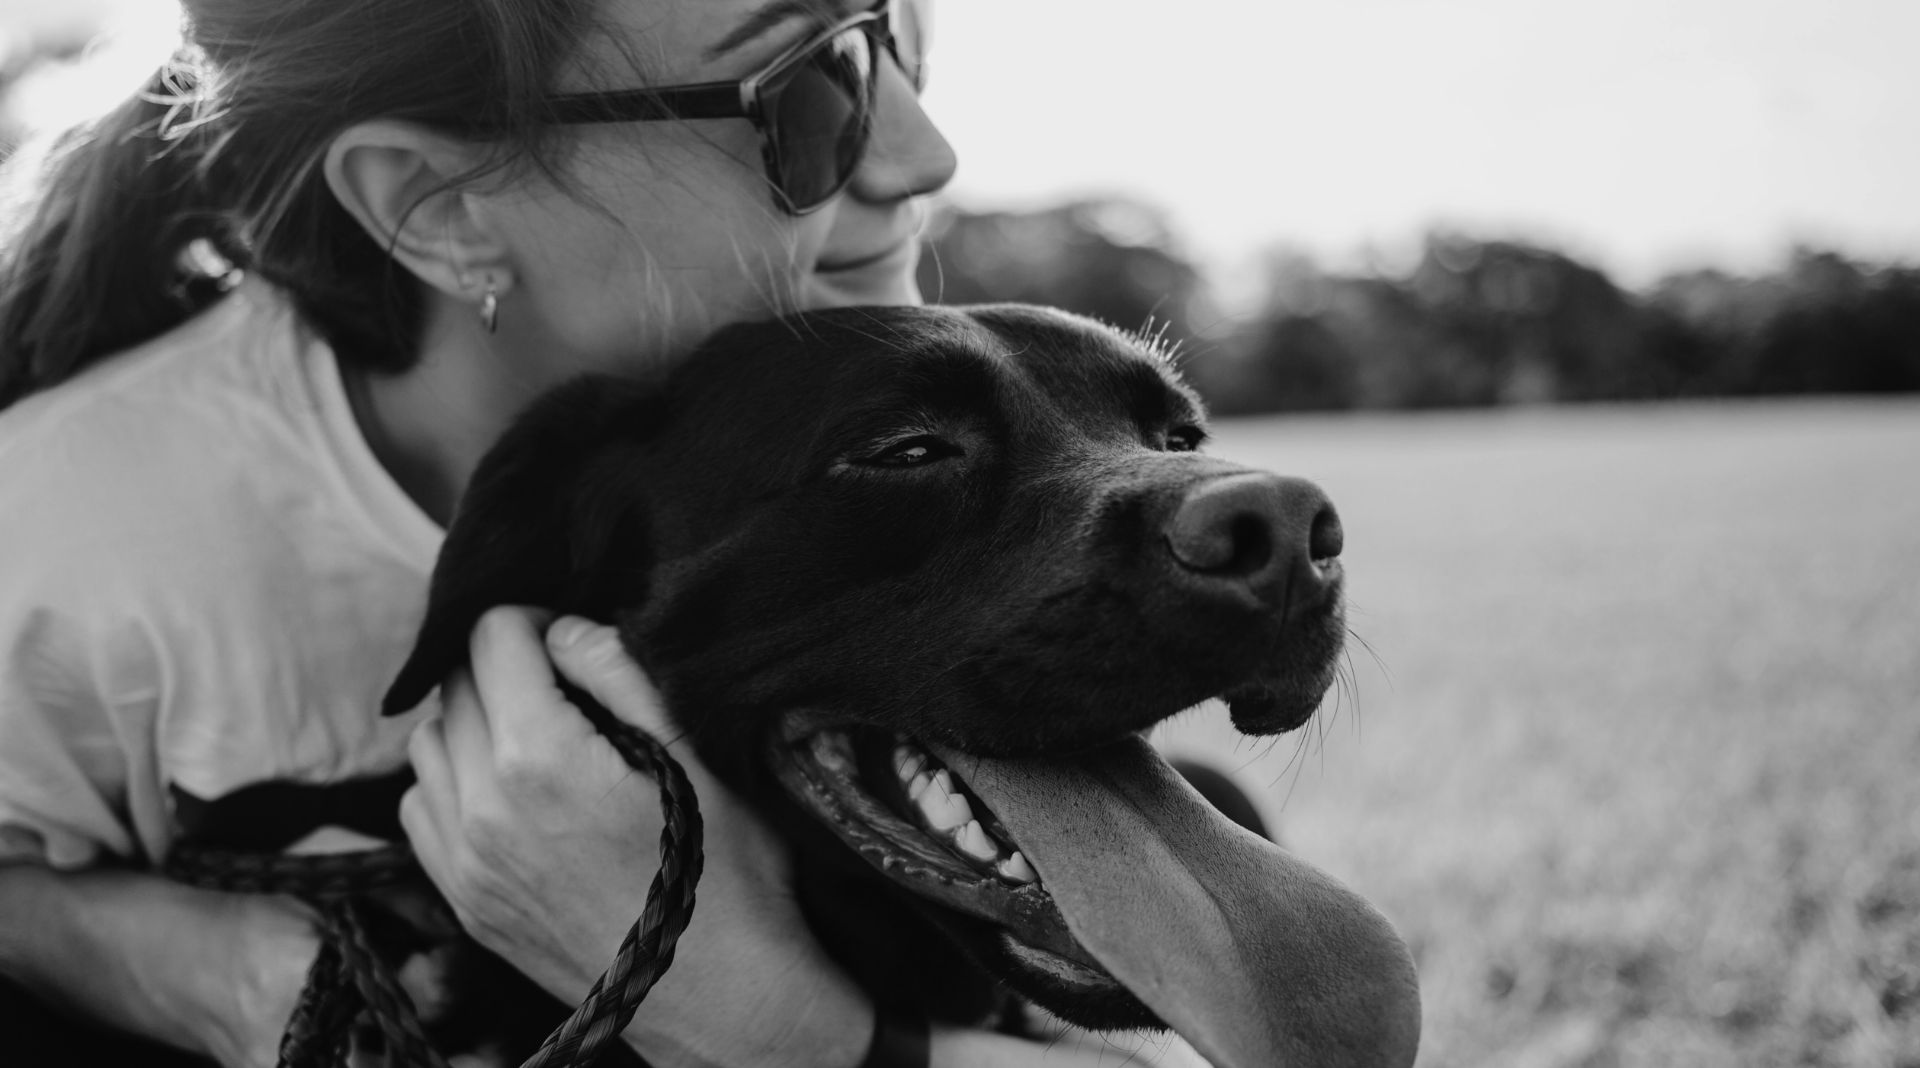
[1165,472,1342,609]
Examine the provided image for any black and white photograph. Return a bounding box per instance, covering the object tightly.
[1,2,1915,1066]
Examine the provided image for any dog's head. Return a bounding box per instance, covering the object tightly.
[386,305,1418,1067]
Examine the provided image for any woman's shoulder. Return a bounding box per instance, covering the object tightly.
[0,279,310,450]
[3,286,277,511]
[0,280,435,595]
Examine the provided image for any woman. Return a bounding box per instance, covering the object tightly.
[0,1,1198,1064]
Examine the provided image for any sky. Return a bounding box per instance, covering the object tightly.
[6,0,1919,286]
[921,0,1920,284]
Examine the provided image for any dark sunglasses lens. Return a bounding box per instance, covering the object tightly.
[768,28,875,210]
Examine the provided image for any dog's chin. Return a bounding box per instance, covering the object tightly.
[763,716,1161,1028]
[1221,662,1340,735]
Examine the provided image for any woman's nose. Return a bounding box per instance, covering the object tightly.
[848,61,957,203]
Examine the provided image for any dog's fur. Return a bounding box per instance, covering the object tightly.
[385,305,1417,1065]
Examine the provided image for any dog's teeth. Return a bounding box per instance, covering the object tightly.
[957,819,1000,863]
[907,771,933,800]
[892,744,928,783]
[916,780,972,831]
[998,851,1038,884]
[931,790,973,832]
[810,732,857,774]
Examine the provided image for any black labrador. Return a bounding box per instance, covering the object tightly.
[384,304,1419,1068]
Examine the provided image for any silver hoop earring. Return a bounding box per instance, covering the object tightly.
[479,286,500,335]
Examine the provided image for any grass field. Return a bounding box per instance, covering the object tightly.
[1154,397,1920,1068]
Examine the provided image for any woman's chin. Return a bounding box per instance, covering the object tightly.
[807,254,923,308]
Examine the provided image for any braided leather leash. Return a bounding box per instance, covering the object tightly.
[164,691,704,1068]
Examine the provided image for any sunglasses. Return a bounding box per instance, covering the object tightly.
[544,0,924,215]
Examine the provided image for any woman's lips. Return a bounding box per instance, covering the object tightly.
[816,239,916,274]
[809,239,922,306]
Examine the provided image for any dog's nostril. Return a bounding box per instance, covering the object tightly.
[1309,506,1343,562]
[1166,473,1338,587]
[1169,513,1265,573]
[1228,514,1274,574]
[1167,487,1277,577]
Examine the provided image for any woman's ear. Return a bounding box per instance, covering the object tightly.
[323,120,509,300]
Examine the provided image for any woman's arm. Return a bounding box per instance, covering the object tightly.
[0,862,318,1067]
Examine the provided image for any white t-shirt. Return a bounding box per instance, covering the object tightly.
[0,280,444,868]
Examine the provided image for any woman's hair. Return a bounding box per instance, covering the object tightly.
[0,0,600,408]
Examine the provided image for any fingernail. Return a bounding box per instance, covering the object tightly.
[548,616,592,650]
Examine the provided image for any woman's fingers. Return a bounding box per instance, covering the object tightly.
[545,616,676,739]
[400,718,455,873]
[465,606,580,765]
[406,715,455,819]
[433,668,501,814]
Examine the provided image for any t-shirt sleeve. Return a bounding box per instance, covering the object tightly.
[0,320,435,868]
[0,605,155,867]
[0,417,173,869]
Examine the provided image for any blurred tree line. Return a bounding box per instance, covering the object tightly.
[917,199,1920,413]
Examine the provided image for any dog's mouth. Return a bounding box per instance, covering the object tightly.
[766,707,1417,1068]
[766,716,1125,999]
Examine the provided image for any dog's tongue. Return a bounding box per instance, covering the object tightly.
[930,737,1419,1068]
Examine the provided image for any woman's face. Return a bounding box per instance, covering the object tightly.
[481,0,957,380]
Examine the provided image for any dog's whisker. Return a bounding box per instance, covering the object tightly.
[1259,732,1294,780]
[1269,731,1315,815]
[1345,622,1392,689]
[1117,314,1187,374]
[1316,699,1331,765]
[1337,645,1365,740]
[892,650,997,713]
[1170,336,1216,373]
[1100,1032,1161,1068]
[805,312,919,357]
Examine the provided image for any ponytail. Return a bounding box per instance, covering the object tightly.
[0,61,237,409]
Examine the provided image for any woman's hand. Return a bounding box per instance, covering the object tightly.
[399,608,871,1068]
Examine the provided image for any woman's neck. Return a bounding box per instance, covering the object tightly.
[341,300,533,526]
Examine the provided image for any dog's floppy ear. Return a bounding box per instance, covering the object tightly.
[382,375,660,717]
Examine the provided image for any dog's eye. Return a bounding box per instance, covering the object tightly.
[859,435,959,468]
[1164,426,1206,453]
